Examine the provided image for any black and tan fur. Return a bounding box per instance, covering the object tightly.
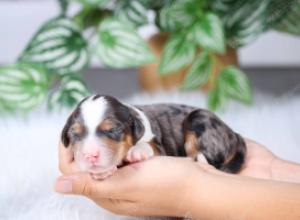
[137,103,246,173]
[61,95,246,174]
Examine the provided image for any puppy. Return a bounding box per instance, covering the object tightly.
[61,94,246,179]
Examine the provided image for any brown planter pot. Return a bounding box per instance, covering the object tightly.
[138,33,239,92]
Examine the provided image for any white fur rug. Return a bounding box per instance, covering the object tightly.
[1,91,300,220]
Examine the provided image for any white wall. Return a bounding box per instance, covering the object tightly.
[1,0,300,67]
[239,31,300,67]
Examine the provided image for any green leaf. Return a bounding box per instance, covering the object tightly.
[274,0,300,35]
[58,0,69,15]
[155,2,182,32]
[208,85,226,111]
[157,0,204,30]
[218,66,252,103]
[49,75,90,109]
[19,17,89,75]
[159,34,196,75]
[193,13,225,53]
[95,17,155,68]
[143,0,174,10]
[223,0,271,47]
[72,0,109,7]
[181,51,212,90]
[115,0,148,27]
[210,0,237,17]
[0,63,48,112]
[73,8,107,30]
[265,0,295,27]
[167,0,196,27]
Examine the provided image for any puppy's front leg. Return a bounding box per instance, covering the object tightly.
[126,142,154,163]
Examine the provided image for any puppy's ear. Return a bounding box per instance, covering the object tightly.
[61,109,79,147]
[61,115,72,147]
[61,97,87,147]
[131,115,145,145]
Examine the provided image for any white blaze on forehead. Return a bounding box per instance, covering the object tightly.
[80,96,107,133]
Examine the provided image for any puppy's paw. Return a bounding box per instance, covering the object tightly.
[197,153,208,164]
[126,143,154,163]
[91,166,117,180]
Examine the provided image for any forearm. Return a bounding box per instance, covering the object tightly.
[182,169,300,220]
[272,158,300,183]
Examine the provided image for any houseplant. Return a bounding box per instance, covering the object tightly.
[0,0,299,112]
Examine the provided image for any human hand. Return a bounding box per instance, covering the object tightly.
[56,139,300,218]
[198,138,300,183]
[58,138,286,182]
[58,141,79,175]
[57,141,202,217]
[55,156,201,217]
[238,138,278,180]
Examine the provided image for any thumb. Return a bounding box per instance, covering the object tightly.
[54,172,113,198]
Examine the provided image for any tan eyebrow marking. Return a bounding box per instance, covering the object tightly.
[184,131,198,159]
[71,122,83,135]
[98,118,116,131]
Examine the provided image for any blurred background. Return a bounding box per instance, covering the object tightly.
[0,0,300,109]
[1,1,300,219]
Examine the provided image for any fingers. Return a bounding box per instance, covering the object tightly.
[58,141,79,174]
[54,172,119,198]
[54,173,141,216]
[54,166,137,199]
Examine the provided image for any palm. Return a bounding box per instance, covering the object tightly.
[238,139,277,180]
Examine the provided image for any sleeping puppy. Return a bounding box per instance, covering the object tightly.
[61,94,246,179]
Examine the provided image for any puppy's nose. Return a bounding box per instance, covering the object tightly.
[85,155,99,163]
[83,149,100,163]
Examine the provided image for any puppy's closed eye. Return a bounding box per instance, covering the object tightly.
[96,118,125,141]
[97,126,124,141]
[69,123,85,139]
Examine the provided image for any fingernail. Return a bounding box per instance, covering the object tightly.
[55,179,73,193]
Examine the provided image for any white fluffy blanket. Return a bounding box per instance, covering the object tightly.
[1,92,300,220]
